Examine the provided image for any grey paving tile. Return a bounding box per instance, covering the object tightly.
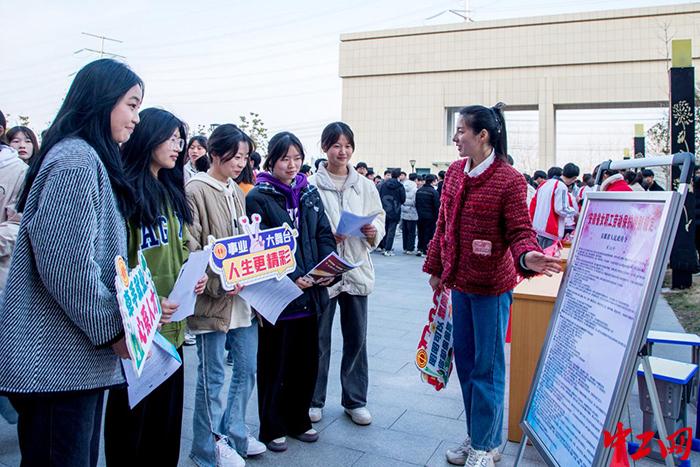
[497,453,547,467]
[367,356,410,374]
[245,437,363,467]
[366,342,387,357]
[369,316,425,333]
[425,440,456,467]
[390,410,466,444]
[374,310,427,325]
[374,346,415,362]
[367,336,418,352]
[370,387,463,420]
[503,441,546,462]
[352,452,422,466]
[321,416,441,465]
[313,402,405,432]
[366,325,411,340]
[310,405,347,432]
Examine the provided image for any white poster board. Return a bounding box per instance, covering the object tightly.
[520,190,683,467]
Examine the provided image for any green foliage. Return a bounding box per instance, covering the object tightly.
[238,112,269,155]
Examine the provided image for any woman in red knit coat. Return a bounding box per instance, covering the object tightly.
[424,104,561,467]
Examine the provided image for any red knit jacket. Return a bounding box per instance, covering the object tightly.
[423,157,541,295]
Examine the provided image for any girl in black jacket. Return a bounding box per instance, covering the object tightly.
[246,132,336,452]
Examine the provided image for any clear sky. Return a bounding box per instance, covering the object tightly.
[1,0,693,171]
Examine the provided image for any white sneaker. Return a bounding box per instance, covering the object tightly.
[344,407,372,425]
[184,332,196,346]
[446,437,472,465]
[446,437,501,466]
[465,449,495,467]
[246,436,266,456]
[215,438,245,467]
[309,407,322,423]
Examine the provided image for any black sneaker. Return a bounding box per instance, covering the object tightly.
[292,429,319,443]
[267,437,288,452]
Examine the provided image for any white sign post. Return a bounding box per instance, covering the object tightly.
[516,153,694,467]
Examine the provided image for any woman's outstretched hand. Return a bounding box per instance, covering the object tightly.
[524,251,562,277]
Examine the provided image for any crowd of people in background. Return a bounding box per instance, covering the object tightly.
[295,155,670,261]
[0,57,688,467]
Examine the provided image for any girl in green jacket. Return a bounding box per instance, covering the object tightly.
[104,108,206,466]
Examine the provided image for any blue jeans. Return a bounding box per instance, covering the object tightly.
[451,290,512,451]
[190,320,258,466]
[0,396,17,424]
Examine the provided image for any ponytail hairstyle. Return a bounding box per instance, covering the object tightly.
[17,58,143,213]
[458,102,508,161]
[121,108,192,227]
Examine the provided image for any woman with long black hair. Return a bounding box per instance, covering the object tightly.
[104,108,206,466]
[0,58,142,467]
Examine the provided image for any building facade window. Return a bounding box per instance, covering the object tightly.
[445,107,461,145]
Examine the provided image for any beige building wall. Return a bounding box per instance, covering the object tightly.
[339,3,700,173]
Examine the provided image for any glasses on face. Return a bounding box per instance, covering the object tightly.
[169,137,185,151]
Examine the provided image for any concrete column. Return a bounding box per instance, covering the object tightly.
[538,77,556,169]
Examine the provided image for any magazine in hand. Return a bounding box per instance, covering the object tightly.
[305,252,362,283]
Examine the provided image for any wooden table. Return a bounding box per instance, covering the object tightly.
[508,271,563,442]
[559,247,570,267]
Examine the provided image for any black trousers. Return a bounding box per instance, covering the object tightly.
[10,389,104,467]
[379,218,399,251]
[402,220,417,252]
[104,346,185,467]
[257,314,318,443]
[417,219,437,253]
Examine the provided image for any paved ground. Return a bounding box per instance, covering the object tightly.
[0,242,699,466]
